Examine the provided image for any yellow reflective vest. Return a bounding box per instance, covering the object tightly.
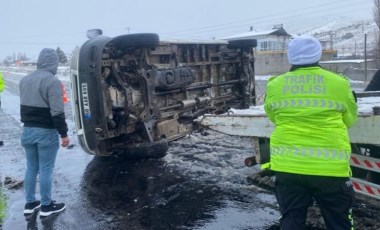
[0,71,4,92]
[264,66,358,177]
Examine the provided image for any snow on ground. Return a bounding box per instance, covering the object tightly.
[229,97,380,117]
[255,75,272,81]
[357,96,380,115]
[293,19,377,57]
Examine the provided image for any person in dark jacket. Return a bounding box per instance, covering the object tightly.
[363,69,380,183]
[365,69,380,91]
[19,48,70,217]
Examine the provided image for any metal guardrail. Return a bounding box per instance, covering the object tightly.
[351,178,380,199]
[356,91,380,98]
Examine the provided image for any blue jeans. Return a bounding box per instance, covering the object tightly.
[21,127,59,205]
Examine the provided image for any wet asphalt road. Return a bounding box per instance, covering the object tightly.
[1,71,280,229]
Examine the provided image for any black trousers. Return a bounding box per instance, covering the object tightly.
[275,172,355,230]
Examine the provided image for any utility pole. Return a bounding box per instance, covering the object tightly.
[362,21,364,32]
[364,33,368,83]
[328,32,334,50]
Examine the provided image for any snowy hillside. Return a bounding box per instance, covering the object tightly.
[294,19,378,57]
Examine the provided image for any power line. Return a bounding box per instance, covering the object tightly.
[0,0,372,40]
[0,0,373,43]
[160,3,372,38]
[158,0,370,35]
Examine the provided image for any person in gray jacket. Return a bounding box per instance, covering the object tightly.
[19,48,70,217]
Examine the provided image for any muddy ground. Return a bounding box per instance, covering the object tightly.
[1,101,280,230]
[1,70,380,230]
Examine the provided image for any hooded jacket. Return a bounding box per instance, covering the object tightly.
[19,48,68,138]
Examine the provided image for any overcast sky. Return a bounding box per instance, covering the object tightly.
[0,0,374,60]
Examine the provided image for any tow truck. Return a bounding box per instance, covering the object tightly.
[199,88,380,200]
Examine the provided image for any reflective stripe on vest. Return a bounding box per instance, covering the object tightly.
[271,145,351,161]
[267,98,346,112]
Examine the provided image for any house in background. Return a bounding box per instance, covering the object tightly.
[225,24,337,75]
[224,24,291,75]
[226,24,291,54]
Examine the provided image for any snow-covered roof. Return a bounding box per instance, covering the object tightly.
[320,59,374,64]
[223,28,291,40]
[160,39,228,45]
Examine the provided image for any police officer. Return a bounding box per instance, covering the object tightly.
[0,70,4,146]
[0,70,4,108]
[264,35,358,229]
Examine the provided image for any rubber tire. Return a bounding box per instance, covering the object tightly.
[228,39,258,49]
[112,33,160,49]
[119,139,169,159]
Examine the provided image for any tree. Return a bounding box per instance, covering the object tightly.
[17,52,29,62]
[2,56,14,66]
[375,0,380,28]
[56,47,68,64]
